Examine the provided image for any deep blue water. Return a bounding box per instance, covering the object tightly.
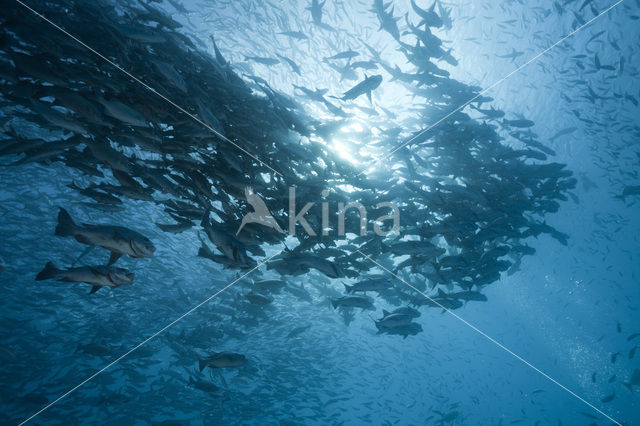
[1,0,639,425]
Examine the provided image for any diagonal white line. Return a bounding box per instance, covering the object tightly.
[13,0,283,177]
[356,250,622,426]
[19,252,281,425]
[357,0,624,176]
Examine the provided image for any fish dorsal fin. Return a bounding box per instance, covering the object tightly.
[89,285,101,295]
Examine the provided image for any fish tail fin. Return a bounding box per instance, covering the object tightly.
[36,261,60,281]
[55,208,77,237]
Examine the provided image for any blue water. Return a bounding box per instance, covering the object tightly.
[1,0,639,425]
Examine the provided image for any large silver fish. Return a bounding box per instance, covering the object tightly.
[54,208,155,265]
[36,261,134,294]
[198,352,247,371]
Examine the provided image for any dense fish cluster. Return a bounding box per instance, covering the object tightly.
[0,0,574,306]
[1,0,636,424]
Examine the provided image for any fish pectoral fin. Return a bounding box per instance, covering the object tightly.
[89,285,102,295]
[366,90,372,103]
[108,251,122,265]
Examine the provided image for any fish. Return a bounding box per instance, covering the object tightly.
[54,208,155,265]
[349,61,378,71]
[245,291,272,305]
[616,185,640,201]
[283,254,343,278]
[277,31,308,40]
[324,50,359,61]
[502,118,535,128]
[549,127,577,142]
[410,0,443,28]
[198,352,247,371]
[389,322,423,338]
[375,313,414,330]
[253,279,287,293]
[373,0,400,40]
[601,392,615,403]
[627,333,640,342]
[156,219,194,234]
[276,54,301,75]
[67,181,123,205]
[338,74,382,102]
[384,307,421,318]
[330,295,375,310]
[294,85,329,103]
[307,0,326,26]
[284,283,314,302]
[210,35,227,66]
[448,291,488,302]
[470,104,505,119]
[96,97,149,127]
[344,278,391,293]
[244,56,280,66]
[497,48,524,61]
[36,261,134,294]
[287,325,311,338]
[188,377,224,397]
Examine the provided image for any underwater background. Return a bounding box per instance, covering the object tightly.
[0,0,639,424]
